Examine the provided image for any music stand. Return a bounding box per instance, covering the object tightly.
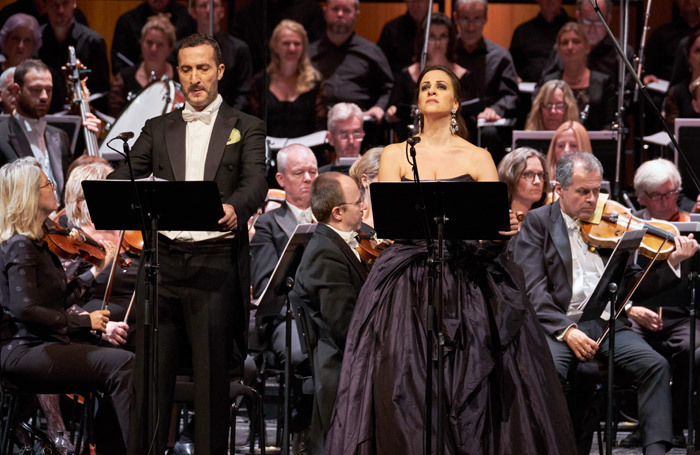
[256,223,316,455]
[82,179,224,452]
[370,181,509,454]
[578,230,644,455]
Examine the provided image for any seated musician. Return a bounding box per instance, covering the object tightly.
[0,59,100,202]
[621,158,700,448]
[512,152,698,455]
[497,146,548,219]
[320,102,364,174]
[0,157,133,454]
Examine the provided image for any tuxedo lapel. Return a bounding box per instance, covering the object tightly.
[274,205,298,239]
[204,105,237,181]
[165,113,187,181]
[44,128,65,194]
[548,201,573,287]
[8,117,31,159]
[317,224,368,281]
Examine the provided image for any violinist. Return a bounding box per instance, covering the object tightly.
[348,146,381,230]
[622,158,700,448]
[0,59,100,201]
[0,157,133,454]
[62,161,134,348]
[513,152,699,455]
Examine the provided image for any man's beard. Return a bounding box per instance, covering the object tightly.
[17,95,46,119]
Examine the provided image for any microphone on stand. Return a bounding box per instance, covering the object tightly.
[407,136,421,146]
[116,131,135,141]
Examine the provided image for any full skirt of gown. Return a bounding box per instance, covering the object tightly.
[325,240,576,454]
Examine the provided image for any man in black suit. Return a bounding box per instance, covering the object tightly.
[290,171,367,455]
[250,143,318,366]
[0,59,98,199]
[108,34,267,455]
[513,152,698,455]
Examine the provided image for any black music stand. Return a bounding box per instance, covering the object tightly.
[82,179,224,452]
[255,223,316,455]
[578,230,645,455]
[370,180,509,455]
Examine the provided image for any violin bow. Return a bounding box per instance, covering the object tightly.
[595,235,670,346]
[101,230,126,310]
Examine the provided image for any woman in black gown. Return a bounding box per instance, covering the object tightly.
[325,65,576,454]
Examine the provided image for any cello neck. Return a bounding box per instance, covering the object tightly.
[67,45,100,157]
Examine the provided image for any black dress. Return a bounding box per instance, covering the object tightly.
[249,72,327,139]
[325,175,576,454]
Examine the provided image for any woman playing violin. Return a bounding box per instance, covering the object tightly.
[326,65,576,454]
[0,157,133,453]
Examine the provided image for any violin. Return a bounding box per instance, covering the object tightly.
[121,230,144,255]
[44,218,106,266]
[580,198,679,261]
[355,231,393,265]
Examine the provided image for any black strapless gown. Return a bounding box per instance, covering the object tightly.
[325,175,575,454]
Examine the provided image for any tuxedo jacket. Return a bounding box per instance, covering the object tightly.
[0,116,71,197]
[108,101,268,315]
[250,204,299,299]
[290,223,368,436]
[513,200,680,337]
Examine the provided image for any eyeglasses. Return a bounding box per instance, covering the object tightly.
[41,179,56,190]
[581,18,605,27]
[457,17,485,27]
[645,190,679,202]
[542,102,566,112]
[520,171,544,182]
[428,35,449,43]
[335,130,365,141]
[338,196,364,208]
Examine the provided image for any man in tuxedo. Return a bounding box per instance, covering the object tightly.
[290,171,367,455]
[513,152,698,455]
[0,59,99,199]
[108,33,267,455]
[250,143,318,365]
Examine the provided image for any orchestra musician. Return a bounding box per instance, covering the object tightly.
[0,157,133,454]
[108,33,267,455]
[326,64,576,454]
[497,146,548,220]
[513,152,699,455]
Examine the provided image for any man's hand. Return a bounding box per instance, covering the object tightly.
[385,105,399,123]
[364,106,385,124]
[83,112,102,135]
[563,327,598,361]
[626,306,663,332]
[667,233,698,268]
[219,203,238,231]
[692,194,700,214]
[643,74,659,85]
[102,321,129,345]
[477,107,502,122]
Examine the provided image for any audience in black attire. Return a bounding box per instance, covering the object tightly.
[376,0,429,76]
[250,19,326,139]
[510,0,573,83]
[231,0,325,75]
[39,0,109,114]
[111,0,195,76]
[189,0,252,111]
[0,0,87,29]
[665,29,700,128]
[540,22,616,131]
[644,0,700,85]
[308,0,393,125]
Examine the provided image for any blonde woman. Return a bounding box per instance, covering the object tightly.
[250,19,327,138]
[526,79,579,131]
[0,157,133,453]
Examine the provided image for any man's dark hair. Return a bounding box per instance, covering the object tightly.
[556,152,603,189]
[310,172,345,223]
[177,33,223,66]
[14,59,49,87]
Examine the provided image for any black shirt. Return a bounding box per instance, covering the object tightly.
[0,0,87,29]
[377,12,419,76]
[645,18,700,82]
[39,22,110,114]
[455,37,518,117]
[509,9,573,82]
[110,1,195,75]
[308,33,394,111]
[215,33,253,112]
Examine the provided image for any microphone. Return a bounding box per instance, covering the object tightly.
[116,131,135,141]
[407,136,421,146]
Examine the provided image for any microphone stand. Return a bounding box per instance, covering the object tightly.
[611,0,629,202]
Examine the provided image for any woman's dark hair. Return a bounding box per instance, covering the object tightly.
[415,64,469,140]
[414,12,457,63]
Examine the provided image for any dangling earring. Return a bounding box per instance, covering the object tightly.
[450,108,458,135]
